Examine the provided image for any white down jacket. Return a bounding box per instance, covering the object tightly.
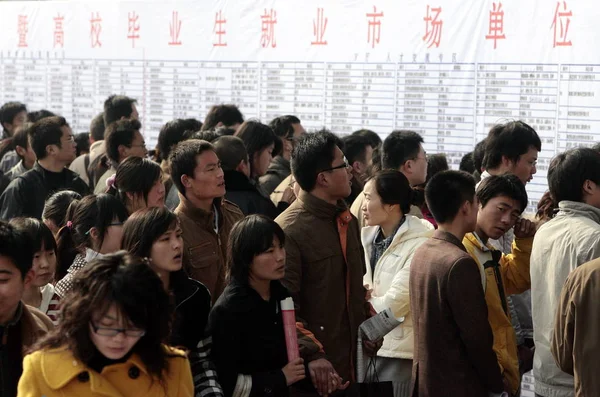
[361,215,434,359]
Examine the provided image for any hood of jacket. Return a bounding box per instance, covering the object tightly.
[361,214,434,252]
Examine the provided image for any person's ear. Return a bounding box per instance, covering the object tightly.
[89,227,100,240]
[181,174,192,189]
[15,145,26,157]
[352,160,363,174]
[583,179,596,196]
[117,144,128,160]
[23,268,35,288]
[316,172,328,187]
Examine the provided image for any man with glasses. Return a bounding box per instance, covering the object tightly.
[260,115,306,195]
[276,131,379,396]
[0,116,89,220]
[94,119,147,194]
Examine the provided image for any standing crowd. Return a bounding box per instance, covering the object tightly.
[0,96,598,397]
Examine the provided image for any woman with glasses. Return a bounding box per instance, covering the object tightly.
[54,194,128,318]
[121,206,222,395]
[18,251,193,397]
[107,156,166,215]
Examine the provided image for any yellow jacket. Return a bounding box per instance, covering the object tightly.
[17,345,193,397]
[463,233,533,396]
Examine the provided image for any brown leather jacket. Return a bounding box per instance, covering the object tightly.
[275,190,368,382]
[175,195,244,303]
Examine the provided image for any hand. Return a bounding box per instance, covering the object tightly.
[281,186,296,204]
[308,358,336,396]
[329,372,350,393]
[362,337,383,357]
[513,218,536,239]
[282,358,305,386]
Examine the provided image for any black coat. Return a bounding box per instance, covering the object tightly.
[0,162,89,220]
[208,280,290,397]
[170,271,212,351]
[224,170,286,219]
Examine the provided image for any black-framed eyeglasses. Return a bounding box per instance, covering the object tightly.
[90,322,146,337]
[320,156,350,173]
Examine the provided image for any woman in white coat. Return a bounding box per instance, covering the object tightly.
[361,170,434,397]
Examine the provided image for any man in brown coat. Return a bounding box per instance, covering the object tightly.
[170,139,244,302]
[276,131,378,396]
[409,171,504,396]
[552,257,600,397]
[0,221,54,397]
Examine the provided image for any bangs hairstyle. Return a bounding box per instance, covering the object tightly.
[107,156,162,209]
[122,207,179,259]
[56,194,128,281]
[476,174,528,214]
[367,170,413,214]
[32,252,173,388]
[9,217,57,253]
[227,215,285,284]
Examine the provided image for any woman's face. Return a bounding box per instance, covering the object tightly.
[361,180,391,227]
[149,225,183,275]
[31,242,56,288]
[249,236,286,282]
[252,144,274,178]
[43,218,59,237]
[89,303,144,360]
[145,180,166,208]
[97,218,124,255]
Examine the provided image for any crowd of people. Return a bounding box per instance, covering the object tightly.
[0,95,598,397]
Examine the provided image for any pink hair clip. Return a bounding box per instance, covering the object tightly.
[106,174,117,189]
[66,221,73,229]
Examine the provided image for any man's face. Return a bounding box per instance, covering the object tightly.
[477,195,522,240]
[508,147,538,184]
[122,130,147,160]
[0,255,29,325]
[321,146,353,200]
[5,111,27,135]
[185,151,226,201]
[55,125,77,164]
[404,145,428,186]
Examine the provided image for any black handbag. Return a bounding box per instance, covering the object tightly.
[346,357,394,397]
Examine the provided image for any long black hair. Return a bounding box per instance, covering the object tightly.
[235,120,277,177]
[122,207,178,259]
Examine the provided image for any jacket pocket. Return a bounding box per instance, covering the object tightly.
[188,241,219,269]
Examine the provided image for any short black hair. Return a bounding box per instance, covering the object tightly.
[156,119,198,162]
[476,174,528,213]
[169,139,216,196]
[227,214,285,284]
[592,142,600,153]
[104,119,142,164]
[235,120,276,176]
[0,102,27,128]
[425,170,476,224]
[27,109,56,123]
[0,220,34,279]
[192,130,223,142]
[483,121,542,170]
[90,112,106,142]
[213,136,248,171]
[292,130,343,192]
[382,130,424,170]
[473,139,487,172]
[459,152,476,174]
[368,170,413,214]
[352,129,382,148]
[42,190,82,230]
[548,147,600,203]
[103,95,137,126]
[75,133,90,157]
[201,104,244,131]
[9,217,57,254]
[12,122,33,156]
[269,115,301,139]
[342,135,371,166]
[29,116,70,160]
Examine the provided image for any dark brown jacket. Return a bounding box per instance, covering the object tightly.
[275,190,368,382]
[175,195,244,303]
[409,230,503,397]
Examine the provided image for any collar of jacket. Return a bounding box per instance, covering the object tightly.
[464,232,502,262]
[20,304,53,353]
[177,194,224,229]
[361,214,434,252]
[171,270,200,309]
[41,347,150,390]
[557,200,600,224]
[224,170,255,192]
[224,280,290,311]
[32,161,76,181]
[297,189,348,220]
[266,156,290,175]
[432,229,468,252]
